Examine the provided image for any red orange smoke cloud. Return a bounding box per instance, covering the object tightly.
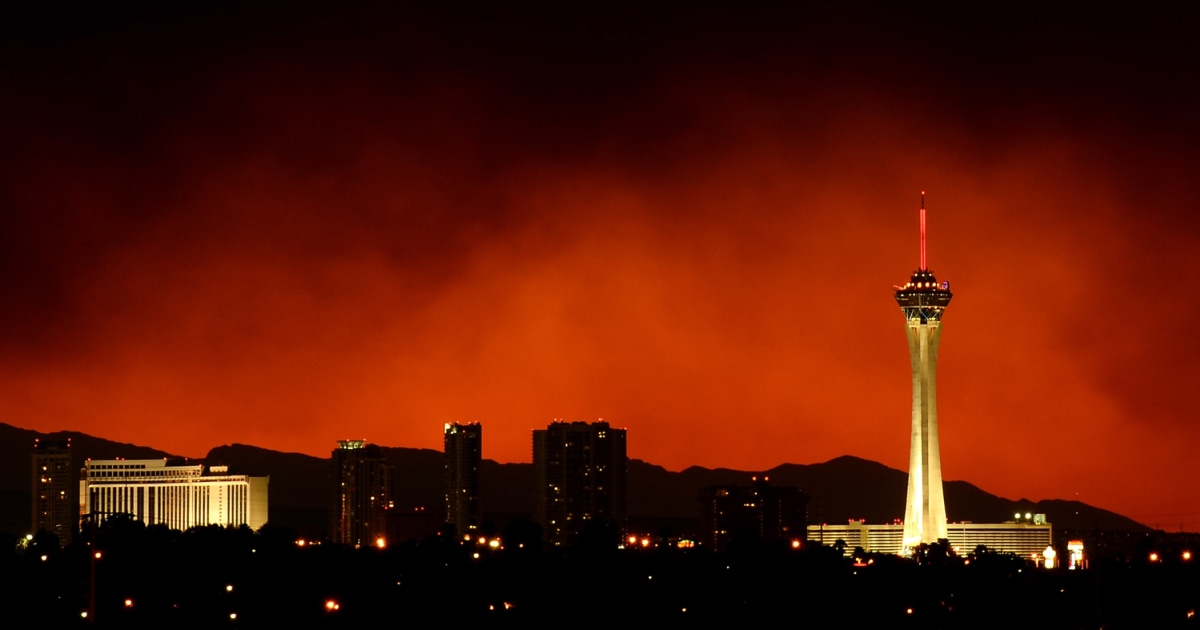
[2,3,1199,529]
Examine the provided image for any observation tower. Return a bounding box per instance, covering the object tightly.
[894,192,953,552]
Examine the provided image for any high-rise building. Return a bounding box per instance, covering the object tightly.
[894,193,953,551]
[444,422,482,535]
[699,475,808,552]
[331,440,391,547]
[32,438,76,545]
[533,420,627,548]
[79,459,268,531]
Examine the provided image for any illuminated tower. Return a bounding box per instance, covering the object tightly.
[894,193,953,551]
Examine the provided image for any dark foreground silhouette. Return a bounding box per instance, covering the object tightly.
[3,521,1196,628]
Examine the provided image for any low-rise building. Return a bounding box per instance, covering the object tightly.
[80,459,268,531]
[808,517,1052,558]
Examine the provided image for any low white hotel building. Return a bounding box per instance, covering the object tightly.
[808,516,1053,558]
[80,459,268,531]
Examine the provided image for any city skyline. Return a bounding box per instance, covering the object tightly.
[2,3,1200,532]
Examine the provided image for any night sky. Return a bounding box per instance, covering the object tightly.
[3,3,1199,530]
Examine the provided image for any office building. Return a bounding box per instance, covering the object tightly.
[444,422,482,535]
[894,193,953,551]
[534,420,627,548]
[32,438,76,545]
[80,459,268,531]
[699,475,808,551]
[331,440,391,547]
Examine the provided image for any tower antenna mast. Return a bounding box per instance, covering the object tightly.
[920,190,927,271]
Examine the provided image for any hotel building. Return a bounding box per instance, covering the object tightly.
[808,518,1053,558]
[80,459,268,531]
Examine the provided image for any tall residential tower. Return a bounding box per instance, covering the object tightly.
[444,422,482,535]
[32,438,75,545]
[894,193,953,551]
[331,440,391,547]
[533,420,627,548]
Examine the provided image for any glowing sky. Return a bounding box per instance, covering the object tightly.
[3,3,1199,529]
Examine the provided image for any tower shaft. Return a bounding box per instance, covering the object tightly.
[902,318,947,549]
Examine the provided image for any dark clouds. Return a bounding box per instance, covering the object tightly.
[2,2,1200,528]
